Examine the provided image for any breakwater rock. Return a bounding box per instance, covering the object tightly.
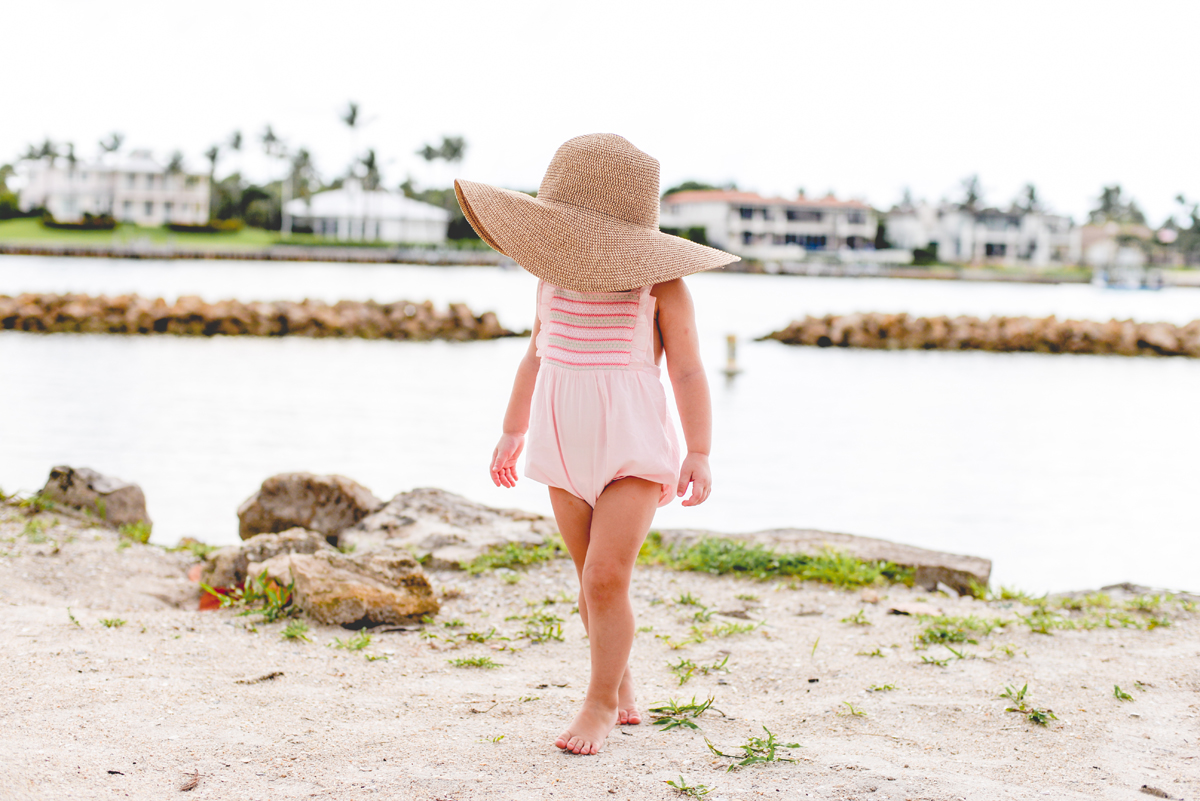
[0,293,520,341]
[761,313,1200,357]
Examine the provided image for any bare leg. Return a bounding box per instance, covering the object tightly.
[549,478,659,755]
[549,488,643,726]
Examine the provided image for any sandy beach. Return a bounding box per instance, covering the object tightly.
[1,503,1197,801]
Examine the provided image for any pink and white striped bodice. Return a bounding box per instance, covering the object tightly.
[534,281,657,372]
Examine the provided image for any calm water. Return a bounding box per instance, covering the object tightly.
[2,255,1198,593]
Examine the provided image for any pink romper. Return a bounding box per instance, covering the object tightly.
[524,280,682,508]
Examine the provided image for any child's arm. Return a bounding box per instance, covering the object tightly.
[653,278,712,507]
[491,313,542,488]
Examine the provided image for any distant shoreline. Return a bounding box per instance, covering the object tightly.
[6,241,1200,288]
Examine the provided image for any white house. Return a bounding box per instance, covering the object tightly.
[659,189,878,260]
[887,202,1081,267]
[283,180,449,244]
[20,150,210,225]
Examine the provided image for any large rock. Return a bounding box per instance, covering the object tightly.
[249,546,439,626]
[40,465,152,530]
[237,473,383,542]
[339,487,556,568]
[656,528,991,596]
[201,527,332,588]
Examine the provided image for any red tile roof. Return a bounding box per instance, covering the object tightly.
[661,189,871,210]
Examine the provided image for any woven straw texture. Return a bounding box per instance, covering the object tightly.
[454,134,740,293]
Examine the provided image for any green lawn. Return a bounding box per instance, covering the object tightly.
[0,217,279,250]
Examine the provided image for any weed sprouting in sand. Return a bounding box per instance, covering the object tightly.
[202,570,298,624]
[17,492,56,514]
[117,521,151,544]
[170,540,218,559]
[1113,685,1134,702]
[463,536,567,574]
[464,626,510,644]
[23,518,48,542]
[521,611,564,643]
[840,609,871,626]
[448,656,501,669]
[281,620,311,642]
[100,618,127,628]
[1000,683,1057,726]
[920,654,950,667]
[705,727,800,771]
[811,637,820,657]
[692,606,715,623]
[837,701,866,717]
[665,775,712,797]
[914,614,1006,647]
[638,532,913,588]
[365,653,388,662]
[856,647,885,658]
[735,593,760,602]
[442,618,467,628]
[67,608,82,628]
[668,655,730,686]
[478,734,505,743]
[330,631,371,651]
[676,592,703,606]
[868,684,897,692]
[648,696,717,730]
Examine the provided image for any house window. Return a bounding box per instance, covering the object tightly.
[985,243,1006,257]
[805,235,827,250]
[127,174,136,187]
[846,212,866,225]
[786,209,822,222]
[742,231,753,245]
[762,208,774,221]
[123,200,132,217]
[784,233,800,245]
[739,206,754,220]
[144,201,154,216]
[164,202,174,217]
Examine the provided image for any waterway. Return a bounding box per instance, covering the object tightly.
[2,255,1197,593]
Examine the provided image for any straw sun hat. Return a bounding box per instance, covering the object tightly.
[454,133,740,293]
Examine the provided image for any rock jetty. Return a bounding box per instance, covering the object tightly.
[762,313,1200,357]
[0,293,520,341]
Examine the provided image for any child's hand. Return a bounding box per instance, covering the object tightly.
[491,433,525,488]
[676,452,711,507]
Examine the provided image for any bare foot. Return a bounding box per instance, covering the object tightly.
[554,699,617,755]
[617,665,640,725]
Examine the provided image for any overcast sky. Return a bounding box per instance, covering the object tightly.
[6,0,1197,224]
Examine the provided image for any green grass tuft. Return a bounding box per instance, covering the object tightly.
[117,521,152,544]
[462,536,567,574]
[638,532,913,588]
[448,656,502,669]
[705,727,800,771]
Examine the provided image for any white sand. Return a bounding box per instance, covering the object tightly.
[1,505,1197,801]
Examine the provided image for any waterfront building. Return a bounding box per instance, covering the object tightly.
[282,180,449,244]
[658,189,879,261]
[19,151,210,225]
[886,202,1081,267]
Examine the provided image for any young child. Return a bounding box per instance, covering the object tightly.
[454,134,739,755]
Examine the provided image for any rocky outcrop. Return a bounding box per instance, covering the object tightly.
[249,546,439,626]
[0,293,520,341]
[339,487,557,568]
[237,473,383,542]
[39,465,151,530]
[762,313,1200,357]
[201,528,332,588]
[657,528,991,596]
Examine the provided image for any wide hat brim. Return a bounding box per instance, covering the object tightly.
[455,179,740,293]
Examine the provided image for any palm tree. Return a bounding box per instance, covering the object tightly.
[203,145,220,221]
[99,132,124,154]
[960,174,982,211]
[166,151,185,174]
[359,149,381,191]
